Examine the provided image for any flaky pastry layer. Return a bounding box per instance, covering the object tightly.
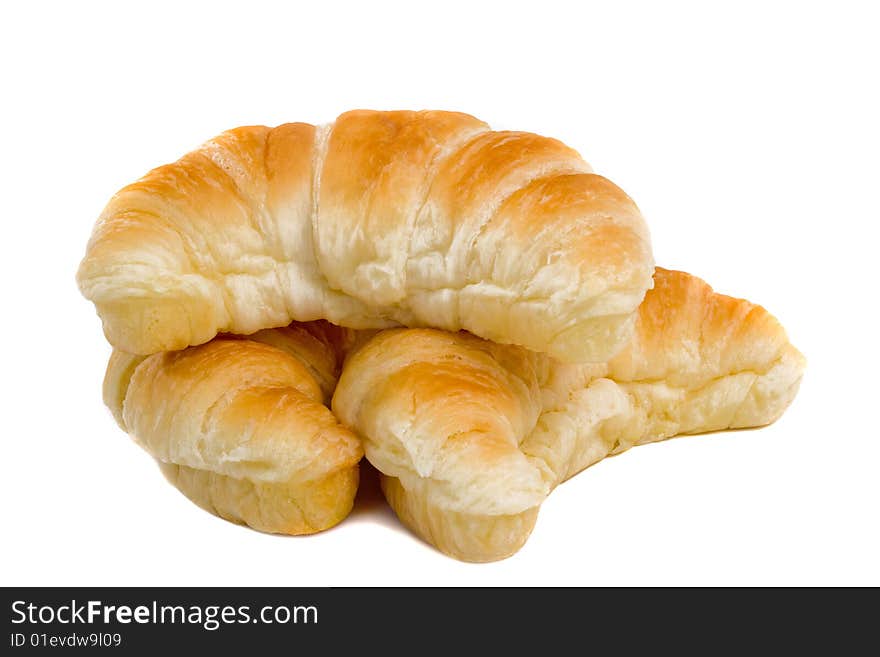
[106,322,362,535]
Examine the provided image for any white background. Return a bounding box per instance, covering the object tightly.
[2,0,877,586]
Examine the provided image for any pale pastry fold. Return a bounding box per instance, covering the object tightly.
[105,321,363,535]
[78,110,653,363]
[332,269,805,561]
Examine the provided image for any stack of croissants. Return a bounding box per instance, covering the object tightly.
[77,110,804,562]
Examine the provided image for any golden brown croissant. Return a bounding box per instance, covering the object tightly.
[105,321,363,535]
[77,110,653,363]
[332,269,805,561]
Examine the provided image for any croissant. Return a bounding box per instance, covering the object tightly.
[77,110,653,363]
[332,268,806,561]
[104,321,363,535]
